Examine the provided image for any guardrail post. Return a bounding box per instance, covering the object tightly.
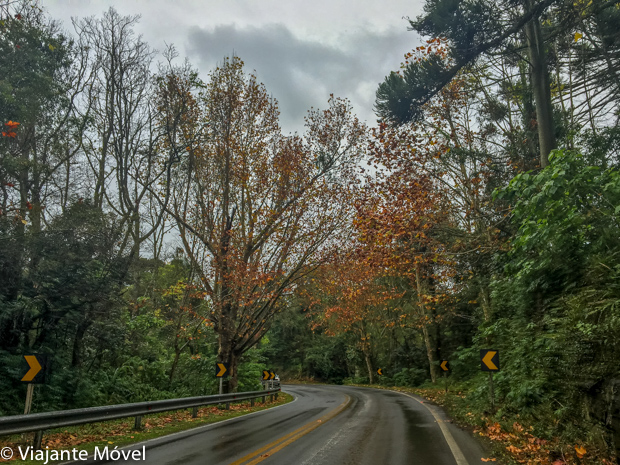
[225,402,230,410]
[250,398,254,407]
[275,392,278,400]
[134,415,142,431]
[192,407,198,418]
[33,430,43,450]
[270,394,274,402]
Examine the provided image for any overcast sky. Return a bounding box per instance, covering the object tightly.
[43,0,425,134]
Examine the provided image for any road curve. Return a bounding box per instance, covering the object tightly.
[81,384,490,465]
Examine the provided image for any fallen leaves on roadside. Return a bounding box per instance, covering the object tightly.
[575,445,586,458]
[0,396,288,462]
[385,385,612,465]
[467,418,611,465]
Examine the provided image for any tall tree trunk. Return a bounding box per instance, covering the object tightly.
[169,348,181,384]
[72,318,92,368]
[416,264,438,383]
[217,206,238,392]
[218,341,239,393]
[421,324,437,384]
[218,323,240,392]
[524,1,556,167]
[518,62,540,165]
[479,285,492,322]
[229,352,239,392]
[364,348,374,385]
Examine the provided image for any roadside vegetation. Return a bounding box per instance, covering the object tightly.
[344,381,607,465]
[262,2,620,463]
[0,0,362,411]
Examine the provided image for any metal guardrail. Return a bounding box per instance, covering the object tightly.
[0,388,281,437]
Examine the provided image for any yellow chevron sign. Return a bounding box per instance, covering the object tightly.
[440,360,449,372]
[215,362,229,377]
[262,370,270,380]
[377,368,383,376]
[21,355,47,383]
[22,356,42,382]
[480,350,499,371]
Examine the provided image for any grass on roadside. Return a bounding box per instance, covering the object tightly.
[279,378,326,385]
[0,393,293,464]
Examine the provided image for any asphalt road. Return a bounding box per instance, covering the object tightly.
[85,384,490,465]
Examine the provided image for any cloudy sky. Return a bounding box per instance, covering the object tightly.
[43,0,425,134]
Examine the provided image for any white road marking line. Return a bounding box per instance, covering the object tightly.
[396,391,470,465]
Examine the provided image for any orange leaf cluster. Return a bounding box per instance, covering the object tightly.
[401,37,451,70]
[316,125,459,349]
[2,120,19,138]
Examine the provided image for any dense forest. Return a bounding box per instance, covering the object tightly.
[2,0,620,462]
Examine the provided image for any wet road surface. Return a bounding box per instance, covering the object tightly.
[80,384,490,465]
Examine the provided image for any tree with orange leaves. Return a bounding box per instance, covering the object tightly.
[317,248,403,384]
[324,122,457,384]
[367,198,454,380]
[315,126,455,383]
[158,56,365,391]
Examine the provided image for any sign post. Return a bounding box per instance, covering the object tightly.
[21,355,48,415]
[261,370,270,403]
[20,354,48,450]
[215,362,229,395]
[440,360,449,393]
[480,350,500,412]
[24,383,35,415]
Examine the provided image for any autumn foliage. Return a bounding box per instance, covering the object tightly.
[156,56,366,391]
[314,120,458,383]
[1,120,19,138]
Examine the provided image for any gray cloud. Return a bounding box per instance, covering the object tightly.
[186,23,416,134]
[43,1,423,134]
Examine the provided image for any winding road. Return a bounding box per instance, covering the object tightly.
[87,384,490,465]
